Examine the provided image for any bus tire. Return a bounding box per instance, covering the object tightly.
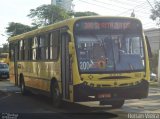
[20,75,26,95]
[51,81,61,108]
[100,100,125,108]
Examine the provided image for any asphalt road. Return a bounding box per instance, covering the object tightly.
[0,80,160,119]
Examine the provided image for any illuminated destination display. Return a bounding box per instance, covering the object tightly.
[75,19,141,32]
[83,22,130,30]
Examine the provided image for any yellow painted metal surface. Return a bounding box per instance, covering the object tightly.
[8,16,150,103]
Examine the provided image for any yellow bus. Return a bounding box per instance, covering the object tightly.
[9,16,151,108]
[0,53,9,64]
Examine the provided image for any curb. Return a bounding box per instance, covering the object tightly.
[0,80,21,93]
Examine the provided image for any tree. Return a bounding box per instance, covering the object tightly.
[0,43,9,53]
[5,5,99,37]
[69,11,98,17]
[27,4,70,27]
[150,1,160,25]
[2,43,9,53]
[6,22,36,37]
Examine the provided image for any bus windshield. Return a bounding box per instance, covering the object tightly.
[74,19,145,73]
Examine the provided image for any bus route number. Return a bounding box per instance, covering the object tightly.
[80,61,90,70]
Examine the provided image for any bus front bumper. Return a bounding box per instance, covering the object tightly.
[74,80,149,102]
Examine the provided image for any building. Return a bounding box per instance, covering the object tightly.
[51,0,73,11]
[144,28,160,54]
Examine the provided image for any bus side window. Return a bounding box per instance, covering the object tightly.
[45,34,49,60]
[39,35,46,60]
[38,34,49,60]
[49,30,60,60]
[32,36,38,60]
[28,38,33,60]
[18,40,24,60]
[24,39,29,60]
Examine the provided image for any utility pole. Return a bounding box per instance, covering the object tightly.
[158,50,160,85]
[146,0,155,10]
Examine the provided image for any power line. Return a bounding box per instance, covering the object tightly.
[125,0,146,4]
[95,0,152,15]
[107,0,144,6]
[73,0,157,28]
[134,2,151,10]
[78,0,121,12]
[146,0,155,9]
[93,0,152,16]
[117,2,148,16]
[78,0,151,16]
[75,0,154,17]
[93,0,131,10]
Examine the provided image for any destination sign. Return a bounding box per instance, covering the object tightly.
[74,19,142,32]
[83,22,130,30]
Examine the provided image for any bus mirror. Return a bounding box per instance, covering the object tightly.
[145,36,152,58]
[69,42,75,55]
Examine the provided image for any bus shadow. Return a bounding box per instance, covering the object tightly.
[25,93,118,118]
[59,102,118,119]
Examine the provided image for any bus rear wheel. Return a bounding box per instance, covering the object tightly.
[51,81,62,108]
[100,100,125,108]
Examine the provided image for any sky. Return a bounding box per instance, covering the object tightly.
[0,0,159,46]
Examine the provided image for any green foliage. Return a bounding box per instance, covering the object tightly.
[27,4,98,27]
[5,4,99,37]
[27,4,70,27]
[150,1,160,25]
[0,43,9,53]
[6,22,36,37]
[69,11,98,17]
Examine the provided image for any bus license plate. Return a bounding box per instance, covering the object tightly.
[98,93,111,98]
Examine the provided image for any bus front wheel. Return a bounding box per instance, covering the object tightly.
[100,100,125,108]
[51,81,61,108]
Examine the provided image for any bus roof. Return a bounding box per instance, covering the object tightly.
[8,16,141,42]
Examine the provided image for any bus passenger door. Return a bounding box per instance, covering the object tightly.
[14,43,19,86]
[61,33,70,100]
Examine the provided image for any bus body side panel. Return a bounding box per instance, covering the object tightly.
[9,62,16,84]
[8,17,150,105]
[9,42,19,85]
[17,61,61,93]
